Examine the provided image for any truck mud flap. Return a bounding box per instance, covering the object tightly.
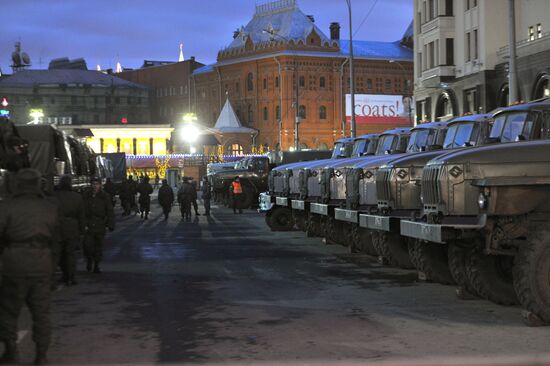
[363,214,400,232]
[275,197,289,207]
[334,208,358,223]
[291,200,308,211]
[400,220,444,243]
[310,203,330,216]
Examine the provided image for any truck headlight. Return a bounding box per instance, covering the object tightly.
[478,192,488,209]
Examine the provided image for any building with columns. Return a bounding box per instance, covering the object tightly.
[192,0,413,153]
[414,0,550,121]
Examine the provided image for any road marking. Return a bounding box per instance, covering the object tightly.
[17,331,28,343]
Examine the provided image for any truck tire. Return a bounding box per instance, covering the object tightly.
[412,241,456,285]
[375,231,414,269]
[513,227,550,323]
[326,216,346,246]
[448,243,480,298]
[269,207,294,231]
[293,212,307,232]
[466,248,519,305]
[351,225,377,256]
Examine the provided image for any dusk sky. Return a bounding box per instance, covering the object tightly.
[1,0,413,73]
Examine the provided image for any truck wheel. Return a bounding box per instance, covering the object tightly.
[294,212,307,232]
[466,248,519,305]
[269,207,294,231]
[351,226,377,256]
[448,243,480,298]
[376,232,414,269]
[513,228,550,323]
[413,241,456,285]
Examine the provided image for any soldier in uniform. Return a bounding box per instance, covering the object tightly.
[190,177,200,216]
[177,177,194,221]
[83,178,115,274]
[157,179,174,221]
[137,176,153,220]
[0,169,59,365]
[54,175,85,285]
[201,176,212,216]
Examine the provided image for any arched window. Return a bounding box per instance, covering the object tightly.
[275,105,281,120]
[533,74,550,100]
[263,78,267,90]
[229,143,244,156]
[299,76,305,88]
[299,105,306,119]
[319,106,327,120]
[247,104,253,124]
[263,106,268,121]
[299,142,309,150]
[275,76,279,88]
[318,142,329,150]
[247,73,254,91]
[319,76,326,88]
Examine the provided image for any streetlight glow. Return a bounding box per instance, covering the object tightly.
[181,123,199,143]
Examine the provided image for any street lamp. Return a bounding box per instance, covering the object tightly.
[263,28,301,151]
[389,59,413,126]
[345,0,356,138]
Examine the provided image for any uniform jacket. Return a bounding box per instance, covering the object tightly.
[158,184,174,207]
[201,181,212,199]
[83,190,115,235]
[137,182,153,205]
[54,189,85,241]
[177,183,194,203]
[0,192,59,277]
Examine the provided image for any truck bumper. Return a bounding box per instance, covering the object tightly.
[400,214,487,244]
[362,214,400,232]
[334,208,358,224]
[291,200,308,211]
[275,196,289,207]
[258,193,274,213]
[310,203,330,216]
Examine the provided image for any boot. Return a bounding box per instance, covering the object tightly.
[0,340,18,364]
[86,259,93,272]
[93,263,101,274]
[34,345,48,365]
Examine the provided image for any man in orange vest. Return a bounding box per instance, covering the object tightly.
[230,176,243,214]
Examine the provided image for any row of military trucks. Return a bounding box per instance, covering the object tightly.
[0,117,114,199]
[259,98,550,325]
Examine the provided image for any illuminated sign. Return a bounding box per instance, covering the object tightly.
[0,98,8,107]
[121,117,128,124]
[0,110,9,117]
[346,94,414,125]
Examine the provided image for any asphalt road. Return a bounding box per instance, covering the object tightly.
[11,199,550,365]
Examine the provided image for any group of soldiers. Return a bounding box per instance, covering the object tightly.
[0,169,115,365]
[157,176,211,221]
[111,175,155,220]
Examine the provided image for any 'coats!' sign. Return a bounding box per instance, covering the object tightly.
[346,94,413,125]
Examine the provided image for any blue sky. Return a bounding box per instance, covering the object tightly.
[0,0,413,73]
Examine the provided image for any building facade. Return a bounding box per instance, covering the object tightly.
[0,69,151,125]
[414,0,550,121]
[192,0,414,153]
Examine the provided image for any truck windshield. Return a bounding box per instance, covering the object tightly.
[375,135,396,155]
[490,112,534,142]
[351,139,370,156]
[407,128,436,152]
[331,142,352,158]
[443,122,475,149]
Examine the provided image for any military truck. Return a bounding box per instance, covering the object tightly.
[361,114,493,278]
[399,99,550,323]
[328,123,447,258]
[0,117,29,199]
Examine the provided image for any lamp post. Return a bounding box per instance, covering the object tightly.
[389,59,413,126]
[345,0,356,138]
[263,29,301,151]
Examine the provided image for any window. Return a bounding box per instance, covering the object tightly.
[275,105,281,120]
[466,32,471,61]
[275,77,279,88]
[528,26,535,41]
[319,106,327,120]
[320,77,326,88]
[263,78,267,90]
[446,38,454,65]
[247,104,253,123]
[428,0,435,20]
[299,76,305,88]
[71,114,78,124]
[466,0,476,10]
[247,73,254,91]
[71,96,77,105]
[137,97,142,105]
[473,29,478,60]
[465,88,478,113]
[229,144,244,156]
[367,79,373,90]
[537,24,542,38]
[428,41,434,68]
[298,105,306,119]
[418,52,423,74]
[94,96,98,105]
[263,106,268,121]
[384,79,392,92]
[445,0,453,16]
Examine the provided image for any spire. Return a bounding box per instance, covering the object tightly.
[179,43,185,62]
[116,61,122,73]
[96,64,101,71]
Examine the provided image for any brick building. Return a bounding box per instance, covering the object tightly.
[192,0,414,153]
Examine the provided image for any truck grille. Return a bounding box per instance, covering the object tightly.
[422,165,442,205]
[375,167,392,202]
[345,168,361,209]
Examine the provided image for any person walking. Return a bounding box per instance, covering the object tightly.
[119,177,131,216]
[201,176,212,216]
[157,179,174,220]
[154,174,160,189]
[103,178,116,207]
[190,177,200,216]
[54,175,85,286]
[137,176,153,220]
[0,169,60,365]
[177,177,194,221]
[230,176,243,214]
[128,175,138,215]
[83,178,115,274]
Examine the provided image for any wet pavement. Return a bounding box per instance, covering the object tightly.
[12,199,550,364]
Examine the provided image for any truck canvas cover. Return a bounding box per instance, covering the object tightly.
[17,125,70,177]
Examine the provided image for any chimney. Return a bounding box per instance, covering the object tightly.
[190,56,195,62]
[330,22,340,40]
[307,15,315,23]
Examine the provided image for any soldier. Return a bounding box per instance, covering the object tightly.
[190,177,200,216]
[54,175,85,286]
[83,178,115,274]
[137,176,153,220]
[157,179,174,220]
[230,176,243,214]
[201,176,212,216]
[177,177,194,221]
[0,169,59,365]
[119,177,131,216]
[128,175,138,215]
[103,178,116,207]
